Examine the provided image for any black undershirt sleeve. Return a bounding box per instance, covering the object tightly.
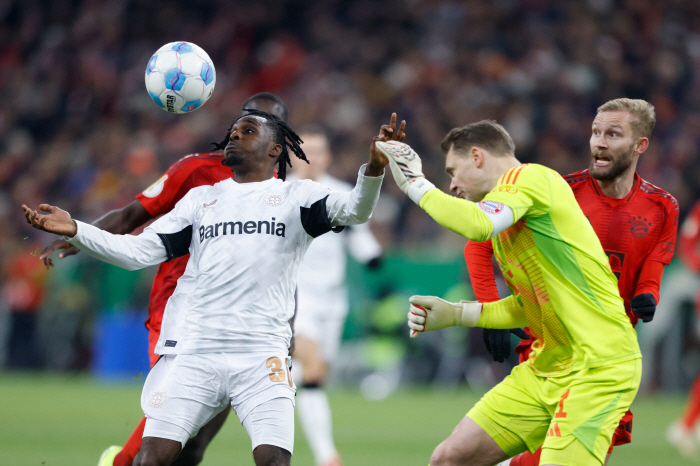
[157,225,193,261]
[300,196,344,238]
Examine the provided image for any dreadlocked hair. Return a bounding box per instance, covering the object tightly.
[211,109,308,180]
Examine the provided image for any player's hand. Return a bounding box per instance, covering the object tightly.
[407,295,482,338]
[367,113,405,176]
[631,293,656,323]
[39,239,81,268]
[22,204,78,237]
[374,139,436,205]
[483,328,530,363]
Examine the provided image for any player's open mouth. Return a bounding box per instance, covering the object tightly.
[594,156,611,168]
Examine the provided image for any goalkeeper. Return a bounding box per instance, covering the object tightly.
[376,120,641,466]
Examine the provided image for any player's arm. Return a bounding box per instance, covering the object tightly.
[39,201,154,267]
[406,294,528,337]
[24,204,168,270]
[464,239,529,361]
[375,142,537,242]
[632,194,679,323]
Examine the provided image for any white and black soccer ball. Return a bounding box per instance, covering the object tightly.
[145,41,216,114]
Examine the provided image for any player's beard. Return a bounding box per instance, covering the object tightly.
[589,143,635,181]
[222,151,244,168]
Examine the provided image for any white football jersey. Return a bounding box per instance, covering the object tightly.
[68,167,383,356]
[294,174,382,308]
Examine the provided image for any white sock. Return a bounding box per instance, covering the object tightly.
[297,387,338,465]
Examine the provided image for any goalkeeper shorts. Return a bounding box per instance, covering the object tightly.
[467,358,641,466]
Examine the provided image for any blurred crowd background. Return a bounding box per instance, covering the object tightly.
[1,0,699,396]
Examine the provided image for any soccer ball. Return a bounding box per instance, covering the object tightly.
[144,41,216,114]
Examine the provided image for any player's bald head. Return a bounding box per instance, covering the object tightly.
[242,93,289,123]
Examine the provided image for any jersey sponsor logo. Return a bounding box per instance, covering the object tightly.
[164,340,177,347]
[497,185,518,194]
[661,241,675,253]
[604,250,625,279]
[147,391,167,408]
[199,217,286,242]
[142,174,168,198]
[203,199,217,210]
[263,193,286,206]
[629,216,651,238]
[477,200,505,214]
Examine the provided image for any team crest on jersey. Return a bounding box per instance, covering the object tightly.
[147,391,167,408]
[142,174,168,198]
[629,216,651,238]
[477,201,505,214]
[263,193,286,206]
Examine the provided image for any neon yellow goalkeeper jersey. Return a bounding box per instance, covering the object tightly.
[484,163,640,376]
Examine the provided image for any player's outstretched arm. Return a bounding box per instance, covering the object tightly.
[23,204,167,271]
[407,294,528,338]
[375,141,511,242]
[39,200,153,268]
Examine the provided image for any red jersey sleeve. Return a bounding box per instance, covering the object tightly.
[136,154,207,217]
[634,260,665,304]
[646,196,679,265]
[680,201,700,272]
[464,239,501,303]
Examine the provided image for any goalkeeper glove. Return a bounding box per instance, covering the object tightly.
[407,295,482,338]
[631,293,656,323]
[374,141,436,205]
[482,328,530,363]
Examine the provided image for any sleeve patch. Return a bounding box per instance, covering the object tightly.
[157,225,192,261]
[142,174,168,198]
[301,196,334,238]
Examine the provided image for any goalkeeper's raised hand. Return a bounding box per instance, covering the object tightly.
[407,295,483,338]
[374,140,436,205]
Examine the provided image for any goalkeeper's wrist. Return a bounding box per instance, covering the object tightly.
[455,301,482,327]
[407,178,436,205]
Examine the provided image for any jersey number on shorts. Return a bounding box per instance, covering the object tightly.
[266,356,294,388]
[555,388,570,419]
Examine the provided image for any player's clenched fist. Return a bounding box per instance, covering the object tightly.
[22,204,78,237]
[407,295,483,338]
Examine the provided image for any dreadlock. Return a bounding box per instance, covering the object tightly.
[211,109,308,181]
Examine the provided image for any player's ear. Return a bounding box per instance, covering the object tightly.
[472,147,486,168]
[269,143,282,159]
[635,137,649,155]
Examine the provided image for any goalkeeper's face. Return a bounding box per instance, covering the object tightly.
[445,147,493,202]
[589,111,643,182]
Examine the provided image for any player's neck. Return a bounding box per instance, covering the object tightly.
[594,167,636,199]
[231,167,276,183]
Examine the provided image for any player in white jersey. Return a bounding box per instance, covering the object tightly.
[23,111,404,466]
[290,132,382,466]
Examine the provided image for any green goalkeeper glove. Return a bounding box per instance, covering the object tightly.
[374,141,436,205]
[407,295,483,338]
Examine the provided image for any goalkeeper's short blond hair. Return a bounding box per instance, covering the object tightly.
[597,98,656,138]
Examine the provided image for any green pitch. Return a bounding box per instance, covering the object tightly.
[0,373,694,465]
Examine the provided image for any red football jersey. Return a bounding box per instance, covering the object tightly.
[564,169,678,325]
[135,153,231,356]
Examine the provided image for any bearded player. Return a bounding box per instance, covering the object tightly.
[379,117,644,466]
[667,199,700,458]
[40,93,289,466]
[464,98,678,466]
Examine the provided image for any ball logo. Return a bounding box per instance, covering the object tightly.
[478,201,505,214]
[147,391,167,408]
[628,216,651,238]
[142,175,168,198]
[263,194,286,206]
